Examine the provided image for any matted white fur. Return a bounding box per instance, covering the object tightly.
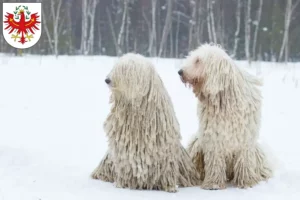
[92,53,200,192]
[179,43,273,190]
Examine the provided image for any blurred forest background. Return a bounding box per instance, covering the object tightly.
[1,0,300,62]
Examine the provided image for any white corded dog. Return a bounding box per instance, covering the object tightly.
[178,43,273,190]
[92,53,200,192]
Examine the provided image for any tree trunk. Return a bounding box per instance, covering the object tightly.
[207,0,217,43]
[158,0,172,57]
[216,1,224,46]
[220,1,225,47]
[134,36,137,53]
[252,0,263,61]
[106,8,119,56]
[175,12,180,58]
[0,35,3,52]
[278,0,300,62]
[245,0,252,63]
[279,0,291,62]
[188,0,197,50]
[81,0,88,55]
[117,0,128,56]
[148,0,157,57]
[196,0,203,45]
[233,0,241,58]
[41,4,54,54]
[209,0,217,43]
[270,1,277,61]
[66,0,73,54]
[125,10,130,53]
[51,0,62,57]
[87,0,98,55]
[198,20,205,45]
[142,7,151,54]
[258,44,262,61]
[170,23,173,57]
[98,22,102,54]
[206,0,213,42]
[157,0,161,50]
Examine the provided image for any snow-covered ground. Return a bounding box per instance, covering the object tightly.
[0,55,299,200]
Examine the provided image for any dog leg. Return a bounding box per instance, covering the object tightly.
[232,147,265,188]
[114,162,178,193]
[177,146,201,187]
[201,150,227,190]
[187,136,205,181]
[225,154,235,182]
[159,162,178,193]
[91,152,115,183]
[253,144,273,181]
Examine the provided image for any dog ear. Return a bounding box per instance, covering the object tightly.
[202,56,234,95]
[194,58,204,75]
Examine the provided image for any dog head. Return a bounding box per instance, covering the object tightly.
[178,43,235,97]
[105,53,154,103]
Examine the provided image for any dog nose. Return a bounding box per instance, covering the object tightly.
[105,78,111,84]
[178,69,183,76]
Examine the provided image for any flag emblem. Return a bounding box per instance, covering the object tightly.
[3,3,41,49]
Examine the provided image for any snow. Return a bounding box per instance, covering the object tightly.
[252,20,258,26]
[0,55,300,200]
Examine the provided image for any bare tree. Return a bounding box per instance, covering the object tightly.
[252,0,263,60]
[188,0,197,50]
[66,0,73,54]
[142,7,151,53]
[245,0,252,63]
[106,8,119,55]
[97,22,102,54]
[216,1,225,46]
[125,8,130,53]
[0,36,3,52]
[157,0,162,50]
[117,0,129,56]
[207,0,217,43]
[196,0,204,45]
[170,24,173,57]
[210,1,217,43]
[175,12,180,58]
[2,0,300,61]
[80,0,99,55]
[206,0,212,42]
[148,0,157,56]
[279,0,300,62]
[52,0,63,57]
[87,0,99,55]
[41,0,63,56]
[41,4,54,54]
[81,0,88,55]
[158,0,173,57]
[134,35,137,53]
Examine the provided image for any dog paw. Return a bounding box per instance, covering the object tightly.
[233,176,260,189]
[201,182,226,190]
[236,182,257,189]
[91,173,114,183]
[165,186,178,193]
[237,185,252,189]
[115,182,127,189]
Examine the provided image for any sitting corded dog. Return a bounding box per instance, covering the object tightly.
[92,53,200,192]
[178,44,273,190]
